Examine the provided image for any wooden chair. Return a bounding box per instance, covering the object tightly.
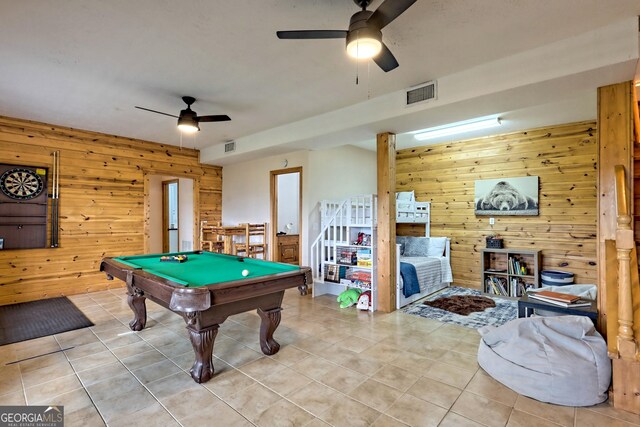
[200,221,224,253]
[234,223,267,259]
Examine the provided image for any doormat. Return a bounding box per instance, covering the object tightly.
[0,297,94,346]
[403,286,517,329]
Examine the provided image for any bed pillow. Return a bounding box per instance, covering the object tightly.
[427,237,447,257]
[403,237,430,257]
[396,236,408,256]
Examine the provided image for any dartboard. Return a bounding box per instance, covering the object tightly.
[0,168,44,200]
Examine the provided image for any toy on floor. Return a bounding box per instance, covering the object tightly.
[337,288,362,308]
[356,291,371,310]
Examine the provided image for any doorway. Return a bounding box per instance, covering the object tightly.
[145,173,196,254]
[270,167,302,264]
[162,179,179,252]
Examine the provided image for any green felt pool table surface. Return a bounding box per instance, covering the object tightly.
[113,251,300,287]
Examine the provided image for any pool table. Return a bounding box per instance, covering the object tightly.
[100,251,311,383]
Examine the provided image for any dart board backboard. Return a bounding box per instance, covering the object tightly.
[0,164,49,249]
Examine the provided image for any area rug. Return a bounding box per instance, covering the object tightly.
[403,286,517,329]
[0,297,93,346]
[424,295,496,315]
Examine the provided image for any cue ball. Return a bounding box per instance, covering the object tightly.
[242,269,249,277]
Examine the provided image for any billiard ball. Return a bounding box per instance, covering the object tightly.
[242,269,249,277]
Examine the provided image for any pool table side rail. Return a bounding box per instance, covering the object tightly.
[100,257,311,309]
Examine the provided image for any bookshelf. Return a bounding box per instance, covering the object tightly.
[481,248,541,297]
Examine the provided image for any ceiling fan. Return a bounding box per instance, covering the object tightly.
[276,0,418,72]
[135,96,231,133]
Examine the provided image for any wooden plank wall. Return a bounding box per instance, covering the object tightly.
[396,121,597,289]
[0,116,222,305]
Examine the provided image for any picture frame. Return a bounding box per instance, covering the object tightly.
[475,176,539,216]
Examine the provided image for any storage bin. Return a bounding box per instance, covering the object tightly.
[541,270,574,286]
[486,237,503,249]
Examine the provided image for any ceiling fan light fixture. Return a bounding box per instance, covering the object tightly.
[177,117,200,133]
[346,29,382,59]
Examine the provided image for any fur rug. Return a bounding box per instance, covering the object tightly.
[423,295,496,316]
[403,286,517,329]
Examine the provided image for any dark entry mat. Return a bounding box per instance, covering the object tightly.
[0,297,94,346]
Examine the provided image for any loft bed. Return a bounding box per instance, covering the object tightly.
[396,191,430,236]
[396,236,452,309]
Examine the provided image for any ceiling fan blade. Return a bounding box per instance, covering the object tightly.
[368,0,418,30]
[373,43,399,72]
[135,106,179,118]
[277,30,348,39]
[197,115,231,123]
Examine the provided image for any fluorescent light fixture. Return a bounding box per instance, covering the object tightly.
[413,117,502,141]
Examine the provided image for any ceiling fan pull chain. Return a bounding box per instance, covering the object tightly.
[367,61,371,100]
[355,47,359,85]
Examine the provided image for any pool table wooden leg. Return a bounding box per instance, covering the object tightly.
[127,292,147,331]
[257,307,282,355]
[187,324,218,383]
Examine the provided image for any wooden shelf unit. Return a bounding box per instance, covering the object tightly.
[481,248,541,297]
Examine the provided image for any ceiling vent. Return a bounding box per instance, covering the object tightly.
[224,141,236,153]
[405,81,437,106]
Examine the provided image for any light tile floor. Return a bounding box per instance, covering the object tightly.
[1,288,639,427]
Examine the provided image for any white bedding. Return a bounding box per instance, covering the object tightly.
[399,256,453,293]
[395,237,452,309]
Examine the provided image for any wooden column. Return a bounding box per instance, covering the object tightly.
[376,132,396,312]
[598,81,634,337]
[598,81,640,414]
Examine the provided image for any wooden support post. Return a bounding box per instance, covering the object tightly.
[598,81,634,334]
[598,81,640,414]
[376,132,396,313]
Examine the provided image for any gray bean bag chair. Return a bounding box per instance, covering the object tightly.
[477,316,610,406]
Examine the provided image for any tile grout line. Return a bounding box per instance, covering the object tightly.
[54,332,107,426]
[86,320,187,426]
[92,296,257,426]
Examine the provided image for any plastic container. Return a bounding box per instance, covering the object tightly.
[486,237,503,249]
[541,270,575,286]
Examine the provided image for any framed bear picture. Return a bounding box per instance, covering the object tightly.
[475,176,539,216]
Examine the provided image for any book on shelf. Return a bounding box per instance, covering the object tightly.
[486,276,508,296]
[507,257,528,276]
[527,293,592,308]
[532,290,580,303]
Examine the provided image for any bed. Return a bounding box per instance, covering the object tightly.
[396,236,452,309]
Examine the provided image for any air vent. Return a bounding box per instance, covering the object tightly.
[406,81,437,106]
[224,141,236,153]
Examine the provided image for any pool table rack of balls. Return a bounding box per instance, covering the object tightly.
[100,251,311,383]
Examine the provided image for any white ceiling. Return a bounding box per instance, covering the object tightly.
[0,1,638,165]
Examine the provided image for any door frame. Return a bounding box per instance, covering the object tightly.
[270,167,302,262]
[143,169,201,254]
[162,179,179,252]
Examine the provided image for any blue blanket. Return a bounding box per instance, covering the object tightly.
[400,262,420,297]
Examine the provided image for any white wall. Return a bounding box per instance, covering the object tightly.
[277,172,299,234]
[148,175,194,253]
[222,145,377,265]
[178,177,194,251]
[148,175,163,253]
